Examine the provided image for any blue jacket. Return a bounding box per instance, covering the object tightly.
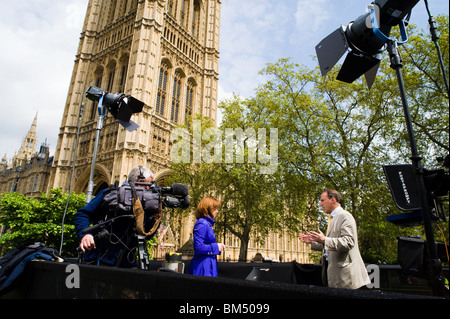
[188,216,220,277]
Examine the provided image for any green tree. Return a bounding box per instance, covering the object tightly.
[252,58,404,263]
[168,114,222,213]
[169,105,295,261]
[215,96,288,261]
[0,189,86,257]
[397,15,449,164]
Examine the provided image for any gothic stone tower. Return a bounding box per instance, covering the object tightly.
[49,0,221,194]
[14,113,38,168]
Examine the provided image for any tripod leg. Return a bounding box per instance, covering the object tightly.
[137,235,150,270]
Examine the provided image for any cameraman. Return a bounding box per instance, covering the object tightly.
[74,166,159,267]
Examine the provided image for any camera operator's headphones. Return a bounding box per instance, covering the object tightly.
[137,165,145,181]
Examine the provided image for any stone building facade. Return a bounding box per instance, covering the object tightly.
[0,113,53,198]
[48,0,220,196]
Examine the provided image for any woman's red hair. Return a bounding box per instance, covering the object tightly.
[195,197,221,219]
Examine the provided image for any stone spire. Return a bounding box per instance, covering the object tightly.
[13,112,38,167]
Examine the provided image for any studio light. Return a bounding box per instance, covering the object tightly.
[85,86,144,128]
[315,0,419,88]
[84,86,144,203]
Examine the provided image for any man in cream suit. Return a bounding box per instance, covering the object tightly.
[299,190,371,289]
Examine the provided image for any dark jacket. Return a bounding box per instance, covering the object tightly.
[188,216,220,277]
[74,188,157,267]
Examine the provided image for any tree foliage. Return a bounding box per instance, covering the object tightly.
[0,189,86,257]
[399,16,449,162]
[215,97,290,261]
[169,109,289,261]
[252,58,406,263]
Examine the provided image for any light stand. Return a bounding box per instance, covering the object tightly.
[86,94,106,203]
[223,204,228,262]
[83,86,144,203]
[424,0,449,96]
[386,38,447,297]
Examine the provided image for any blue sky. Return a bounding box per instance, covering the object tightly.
[0,0,448,160]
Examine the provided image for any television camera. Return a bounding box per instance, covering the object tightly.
[79,181,190,269]
[136,181,190,210]
[97,181,190,218]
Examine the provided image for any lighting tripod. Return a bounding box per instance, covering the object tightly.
[387,38,448,297]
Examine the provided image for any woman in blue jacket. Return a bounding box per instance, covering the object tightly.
[188,197,225,277]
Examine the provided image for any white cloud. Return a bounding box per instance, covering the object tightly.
[0,1,87,160]
[294,0,332,34]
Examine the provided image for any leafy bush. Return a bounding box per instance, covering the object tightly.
[0,189,86,257]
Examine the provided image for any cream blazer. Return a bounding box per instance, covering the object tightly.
[312,206,371,289]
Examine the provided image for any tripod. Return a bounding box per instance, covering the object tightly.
[387,39,448,297]
[136,234,151,270]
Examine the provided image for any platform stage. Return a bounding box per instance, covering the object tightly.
[3,259,446,300]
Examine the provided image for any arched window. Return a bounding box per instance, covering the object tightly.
[106,62,116,92]
[118,65,127,93]
[185,78,195,121]
[171,71,183,123]
[109,0,118,22]
[118,55,129,93]
[90,68,103,120]
[192,0,200,37]
[156,63,169,116]
[168,0,175,16]
[121,0,129,14]
[180,0,189,27]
